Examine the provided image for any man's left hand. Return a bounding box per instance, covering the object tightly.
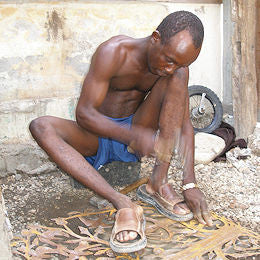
[183,188,213,226]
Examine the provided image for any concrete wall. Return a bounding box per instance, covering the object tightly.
[0,1,222,145]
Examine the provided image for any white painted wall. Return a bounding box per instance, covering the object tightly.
[0,1,222,142]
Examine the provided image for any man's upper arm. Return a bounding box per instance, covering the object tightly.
[76,42,122,113]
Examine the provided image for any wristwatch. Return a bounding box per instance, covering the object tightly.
[182,183,198,191]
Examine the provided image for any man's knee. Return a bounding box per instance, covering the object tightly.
[29,116,54,140]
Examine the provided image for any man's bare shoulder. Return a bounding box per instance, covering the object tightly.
[89,35,136,77]
[94,35,135,61]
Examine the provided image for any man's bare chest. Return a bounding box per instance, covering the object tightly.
[109,72,160,92]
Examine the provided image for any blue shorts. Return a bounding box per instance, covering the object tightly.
[85,115,139,170]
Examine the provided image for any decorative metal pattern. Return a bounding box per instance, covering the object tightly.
[11,202,260,259]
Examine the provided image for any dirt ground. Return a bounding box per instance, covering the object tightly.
[0,125,259,260]
[0,145,259,239]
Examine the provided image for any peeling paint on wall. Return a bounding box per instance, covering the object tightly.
[45,10,65,41]
[0,6,17,18]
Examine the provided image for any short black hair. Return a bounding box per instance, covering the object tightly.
[156,11,204,48]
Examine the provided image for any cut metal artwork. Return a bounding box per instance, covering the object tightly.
[11,202,260,260]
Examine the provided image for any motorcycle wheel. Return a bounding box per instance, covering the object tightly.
[188,85,223,133]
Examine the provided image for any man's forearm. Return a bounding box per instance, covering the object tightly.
[76,107,135,145]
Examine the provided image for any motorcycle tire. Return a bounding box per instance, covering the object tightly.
[188,85,223,133]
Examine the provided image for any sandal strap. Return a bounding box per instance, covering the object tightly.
[112,206,145,240]
[153,184,184,211]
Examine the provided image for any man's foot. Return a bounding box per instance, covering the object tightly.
[109,205,147,253]
[137,183,193,221]
[112,196,140,243]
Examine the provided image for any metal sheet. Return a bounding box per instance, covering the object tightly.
[11,202,260,259]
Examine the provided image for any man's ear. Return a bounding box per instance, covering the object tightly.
[151,30,161,44]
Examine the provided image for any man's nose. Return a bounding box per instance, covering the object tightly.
[164,64,177,74]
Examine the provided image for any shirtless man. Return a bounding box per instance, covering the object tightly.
[29,11,212,253]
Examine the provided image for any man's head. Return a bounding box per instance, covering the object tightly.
[147,11,204,76]
[157,11,204,48]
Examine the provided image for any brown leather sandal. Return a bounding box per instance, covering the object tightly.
[137,184,193,221]
[109,205,147,253]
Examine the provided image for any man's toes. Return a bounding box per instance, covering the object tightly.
[116,232,124,242]
[116,231,138,242]
[172,203,190,215]
[179,202,191,213]
[122,231,129,241]
[128,231,138,240]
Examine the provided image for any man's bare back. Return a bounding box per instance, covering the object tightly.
[29,11,212,253]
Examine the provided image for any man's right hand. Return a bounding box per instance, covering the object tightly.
[183,188,213,226]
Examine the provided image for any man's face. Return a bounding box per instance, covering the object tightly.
[148,30,201,76]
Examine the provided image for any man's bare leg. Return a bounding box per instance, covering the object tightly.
[132,77,190,214]
[29,116,139,242]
